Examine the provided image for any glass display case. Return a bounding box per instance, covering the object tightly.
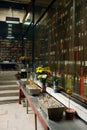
[33,0,87,101]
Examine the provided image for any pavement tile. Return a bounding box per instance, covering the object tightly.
[0,103,43,130]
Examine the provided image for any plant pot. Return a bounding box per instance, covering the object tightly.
[53,88,60,93]
[65,108,75,120]
[53,86,60,93]
[38,94,64,121]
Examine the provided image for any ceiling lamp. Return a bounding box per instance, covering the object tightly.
[6,17,20,24]
[6,35,14,39]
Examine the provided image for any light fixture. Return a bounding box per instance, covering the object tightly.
[6,17,20,24]
[6,36,15,39]
[24,21,31,25]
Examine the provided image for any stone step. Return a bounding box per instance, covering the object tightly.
[0,96,18,104]
[0,90,18,97]
[0,77,17,80]
[0,85,18,90]
[0,71,17,80]
[0,81,17,85]
[0,71,19,105]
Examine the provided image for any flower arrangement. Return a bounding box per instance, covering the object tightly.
[19,56,30,65]
[19,56,30,60]
[38,74,48,85]
[36,66,51,92]
[36,66,51,79]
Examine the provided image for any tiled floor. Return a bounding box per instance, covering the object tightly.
[0,103,44,130]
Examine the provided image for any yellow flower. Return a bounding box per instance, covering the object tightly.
[44,67,51,73]
[36,66,44,73]
[19,56,29,60]
[19,56,25,60]
[36,66,51,74]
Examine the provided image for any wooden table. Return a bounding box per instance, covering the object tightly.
[18,82,49,130]
[18,81,87,130]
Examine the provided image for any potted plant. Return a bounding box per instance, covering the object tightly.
[36,66,44,80]
[36,66,51,93]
